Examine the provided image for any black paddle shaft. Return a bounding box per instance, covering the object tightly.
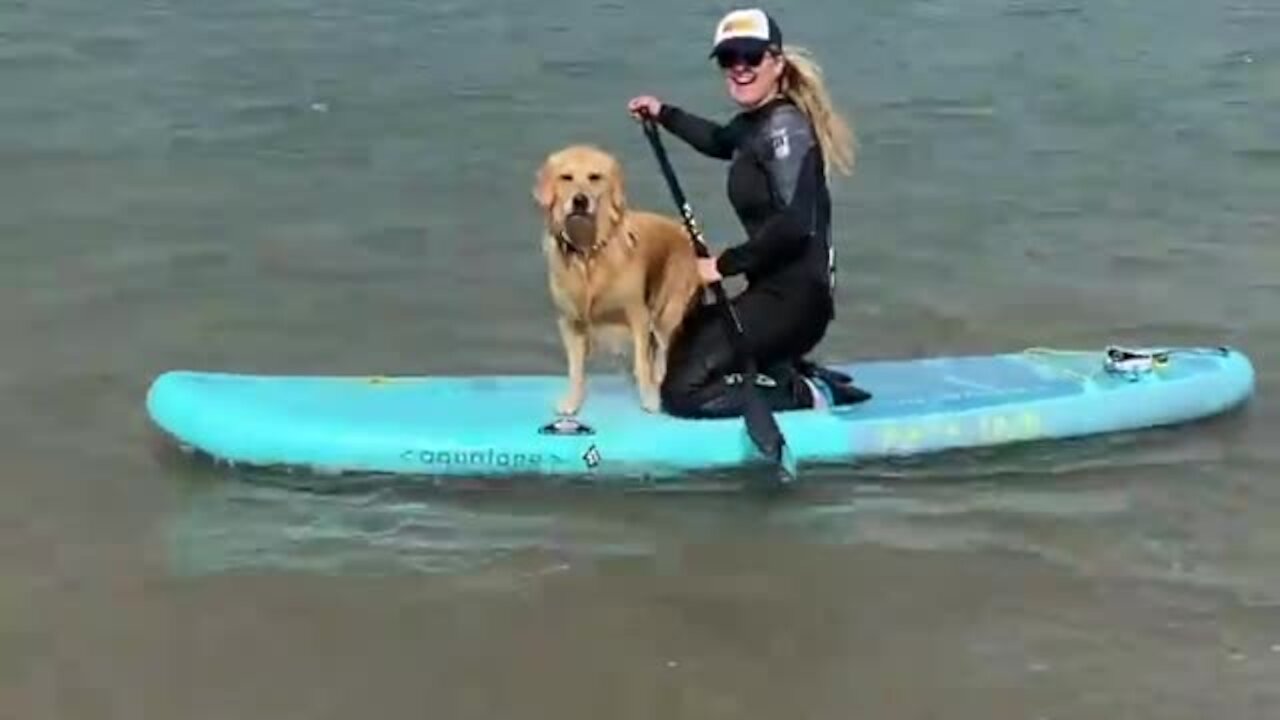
[639,114,795,486]
[639,118,749,345]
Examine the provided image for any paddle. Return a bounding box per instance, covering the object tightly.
[638,112,797,489]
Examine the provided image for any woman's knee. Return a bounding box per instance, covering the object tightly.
[655,292,827,417]
[661,312,732,388]
[660,344,731,404]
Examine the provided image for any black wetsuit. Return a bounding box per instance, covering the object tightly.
[656,96,858,418]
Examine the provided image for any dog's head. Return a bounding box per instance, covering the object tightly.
[533,144,627,255]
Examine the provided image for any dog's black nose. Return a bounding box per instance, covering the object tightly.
[572,193,589,213]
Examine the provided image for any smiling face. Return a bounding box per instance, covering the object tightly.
[533,145,627,254]
[714,43,785,109]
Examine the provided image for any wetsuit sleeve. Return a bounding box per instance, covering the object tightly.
[657,104,736,160]
[716,110,821,278]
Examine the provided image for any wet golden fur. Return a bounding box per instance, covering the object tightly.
[533,144,702,415]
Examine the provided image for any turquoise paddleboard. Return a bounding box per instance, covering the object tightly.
[145,345,1255,483]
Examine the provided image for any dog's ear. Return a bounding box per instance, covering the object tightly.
[532,160,556,210]
[606,158,628,228]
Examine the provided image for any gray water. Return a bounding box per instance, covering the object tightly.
[4,0,1280,717]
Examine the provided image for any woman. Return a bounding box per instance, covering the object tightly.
[627,7,869,418]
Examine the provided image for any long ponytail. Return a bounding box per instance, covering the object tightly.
[778,46,856,178]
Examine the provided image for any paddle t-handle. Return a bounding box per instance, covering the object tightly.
[638,111,797,490]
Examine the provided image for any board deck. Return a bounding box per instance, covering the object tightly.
[145,345,1255,483]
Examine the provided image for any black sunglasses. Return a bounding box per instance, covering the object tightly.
[714,47,769,69]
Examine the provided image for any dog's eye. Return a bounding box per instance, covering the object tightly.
[587,172,602,182]
[559,173,573,182]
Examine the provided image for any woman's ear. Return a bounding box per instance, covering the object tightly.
[773,51,789,85]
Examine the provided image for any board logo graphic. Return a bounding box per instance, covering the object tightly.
[582,444,601,469]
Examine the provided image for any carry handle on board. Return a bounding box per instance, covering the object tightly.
[639,111,797,491]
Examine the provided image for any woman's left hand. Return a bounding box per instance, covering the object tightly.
[697,257,722,284]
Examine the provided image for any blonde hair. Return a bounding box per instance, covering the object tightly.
[777,46,856,177]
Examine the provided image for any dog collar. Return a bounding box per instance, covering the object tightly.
[555,229,591,257]
[553,227,637,260]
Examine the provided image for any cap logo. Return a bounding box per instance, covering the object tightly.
[720,17,761,35]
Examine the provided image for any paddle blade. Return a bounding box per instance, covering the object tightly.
[741,386,797,487]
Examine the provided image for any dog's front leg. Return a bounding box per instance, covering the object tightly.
[557,316,588,415]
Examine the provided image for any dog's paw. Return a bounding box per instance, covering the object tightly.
[638,385,661,413]
[556,392,584,416]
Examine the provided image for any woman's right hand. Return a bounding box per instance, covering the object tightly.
[627,95,663,121]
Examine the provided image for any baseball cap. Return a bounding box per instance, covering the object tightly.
[708,8,783,58]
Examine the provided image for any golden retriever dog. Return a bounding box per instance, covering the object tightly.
[533,144,702,415]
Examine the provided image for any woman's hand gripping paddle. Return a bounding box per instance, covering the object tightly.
[639,113,797,490]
